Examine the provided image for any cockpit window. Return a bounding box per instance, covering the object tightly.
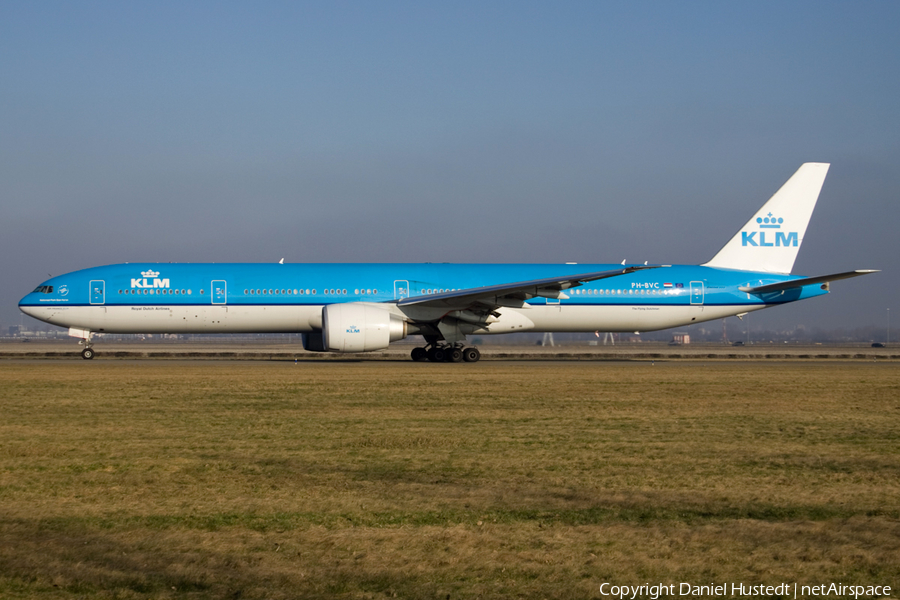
[32,286,53,294]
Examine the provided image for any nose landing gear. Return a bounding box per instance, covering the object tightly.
[73,329,96,360]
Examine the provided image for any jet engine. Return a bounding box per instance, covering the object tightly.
[322,303,407,352]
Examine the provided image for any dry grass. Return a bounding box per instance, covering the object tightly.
[0,360,898,598]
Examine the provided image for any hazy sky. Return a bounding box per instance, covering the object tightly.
[2,1,898,332]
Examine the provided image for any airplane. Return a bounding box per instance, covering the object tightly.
[19,163,877,362]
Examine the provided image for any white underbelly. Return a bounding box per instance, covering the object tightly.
[22,305,322,334]
[517,304,765,332]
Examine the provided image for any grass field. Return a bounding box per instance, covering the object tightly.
[0,360,898,599]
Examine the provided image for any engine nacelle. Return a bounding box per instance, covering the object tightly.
[322,303,407,352]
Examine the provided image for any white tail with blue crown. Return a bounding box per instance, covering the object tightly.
[704,163,830,274]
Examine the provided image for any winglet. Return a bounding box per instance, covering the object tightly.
[704,163,830,274]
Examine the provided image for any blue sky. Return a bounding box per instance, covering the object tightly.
[2,1,898,331]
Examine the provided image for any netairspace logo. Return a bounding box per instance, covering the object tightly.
[598,582,892,599]
[741,212,798,247]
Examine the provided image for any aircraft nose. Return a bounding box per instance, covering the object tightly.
[19,296,38,318]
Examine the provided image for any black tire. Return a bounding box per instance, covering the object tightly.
[431,347,447,362]
[411,347,428,362]
[81,348,95,360]
[448,348,463,363]
[462,347,480,362]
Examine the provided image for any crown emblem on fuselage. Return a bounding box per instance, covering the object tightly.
[141,270,160,278]
[756,213,783,229]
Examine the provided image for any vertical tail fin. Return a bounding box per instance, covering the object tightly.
[703,163,830,274]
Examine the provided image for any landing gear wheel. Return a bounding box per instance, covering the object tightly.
[81,348,95,360]
[462,347,480,363]
[430,347,447,362]
[448,348,463,363]
[411,347,428,362]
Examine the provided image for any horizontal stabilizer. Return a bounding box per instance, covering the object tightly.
[738,270,879,294]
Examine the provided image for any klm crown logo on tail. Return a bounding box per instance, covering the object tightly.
[741,213,798,247]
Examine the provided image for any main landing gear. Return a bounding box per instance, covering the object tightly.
[411,344,481,363]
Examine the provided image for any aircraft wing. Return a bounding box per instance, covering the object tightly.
[396,265,663,311]
[738,270,879,294]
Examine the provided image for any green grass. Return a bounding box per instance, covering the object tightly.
[0,361,898,598]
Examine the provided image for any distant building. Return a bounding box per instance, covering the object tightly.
[671,332,691,345]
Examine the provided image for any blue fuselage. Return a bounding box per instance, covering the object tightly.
[19,262,826,336]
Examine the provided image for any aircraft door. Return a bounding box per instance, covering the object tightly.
[89,280,105,305]
[394,280,409,300]
[212,280,227,305]
[690,281,704,305]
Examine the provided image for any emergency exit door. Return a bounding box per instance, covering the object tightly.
[394,280,409,300]
[89,280,105,305]
[690,281,704,305]
[212,280,227,305]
